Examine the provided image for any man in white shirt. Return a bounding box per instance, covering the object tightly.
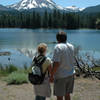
[50,31,75,100]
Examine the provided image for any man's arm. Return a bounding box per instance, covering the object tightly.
[52,62,59,76]
[50,62,59,82]
[50,45,60,82]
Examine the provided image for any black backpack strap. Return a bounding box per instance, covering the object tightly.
[39,56,46,75]
[40,56,46,66]
[33,55,46,65]
[33,55,46,73]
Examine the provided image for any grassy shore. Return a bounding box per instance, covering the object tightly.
[0,65,100,100]
[0,64,100,84]
[0,64,30,84]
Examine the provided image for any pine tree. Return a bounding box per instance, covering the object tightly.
[43,10,49,28]
[48,13,53,28]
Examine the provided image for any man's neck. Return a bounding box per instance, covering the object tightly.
[58,42,66,44]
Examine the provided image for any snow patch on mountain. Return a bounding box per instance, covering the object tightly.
[8,0,63,11]
[80,8,85,11]
[7,0,84,12]
[66,6,85,12]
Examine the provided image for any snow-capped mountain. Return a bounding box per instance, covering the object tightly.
[8,0,64,11]
[65,6,85,12]
[7,0,85,12]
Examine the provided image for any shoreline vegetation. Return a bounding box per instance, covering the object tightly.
[0,64,30,84]
[0,52,100,85]
[0,10,100,29]
[0,63,100,84]
[0,47,100,85]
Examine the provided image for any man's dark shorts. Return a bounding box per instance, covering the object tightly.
[54,75,74,96]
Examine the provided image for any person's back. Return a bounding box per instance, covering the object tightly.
[51,31,75,100]
[53,42,74,79]
[33,43,52,100]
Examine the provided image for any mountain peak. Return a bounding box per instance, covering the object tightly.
[7,0,85,12]
[8,0,63,11]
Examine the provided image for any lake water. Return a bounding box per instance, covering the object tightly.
[0,28,100,51]
[0,28,100,67]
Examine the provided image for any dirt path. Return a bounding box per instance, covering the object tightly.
[0,77,100,100]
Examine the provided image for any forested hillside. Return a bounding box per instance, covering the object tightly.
[0,10,100,29]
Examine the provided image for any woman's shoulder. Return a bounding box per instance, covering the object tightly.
[42,57,52,71]
[46,57,52,63]
[43,57,52,65]
[46,57,51,60]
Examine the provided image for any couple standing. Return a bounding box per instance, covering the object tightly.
[33,31,75,100]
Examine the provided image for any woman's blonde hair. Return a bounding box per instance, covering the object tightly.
[37,43,47,54]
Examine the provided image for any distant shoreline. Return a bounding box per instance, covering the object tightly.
[0,52,11,56]
[0,27,100,30]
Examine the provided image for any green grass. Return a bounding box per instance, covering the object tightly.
[0,64,18,77]
[92,67,100,71]
[0,64,31,77]
[4,71,28,85]
[0,64,31,84]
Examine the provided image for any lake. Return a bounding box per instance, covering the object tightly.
[0,28,100,51]
[0,28,100,67]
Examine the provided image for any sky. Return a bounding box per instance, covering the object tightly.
[0,0,100,8]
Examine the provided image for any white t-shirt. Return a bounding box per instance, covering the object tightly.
[53,42,75,79]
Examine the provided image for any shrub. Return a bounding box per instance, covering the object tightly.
[6,64,18,73]
[92,67,100,71]
[5,71,28,85]
[0,64,18,77]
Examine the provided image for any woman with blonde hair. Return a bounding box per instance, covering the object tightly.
[33,43,52,100]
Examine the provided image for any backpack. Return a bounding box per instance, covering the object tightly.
[28,55,47,85]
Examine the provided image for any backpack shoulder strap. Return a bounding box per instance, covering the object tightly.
[39,56,46,75]
[33,55,46,65]
[39,56,46,66]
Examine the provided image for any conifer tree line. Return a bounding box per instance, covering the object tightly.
[0,10,100,29]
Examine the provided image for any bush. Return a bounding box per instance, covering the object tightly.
[5,71,28,85]
[6,64,18,73]
[0,64,18,77]
[92,67,100,71]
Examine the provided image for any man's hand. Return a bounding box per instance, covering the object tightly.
[49,76,54,83]
[49,62,59,83]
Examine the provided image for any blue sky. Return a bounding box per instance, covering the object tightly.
[0,0,100,8]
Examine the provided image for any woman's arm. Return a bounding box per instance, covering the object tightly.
[48,64,52,76]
